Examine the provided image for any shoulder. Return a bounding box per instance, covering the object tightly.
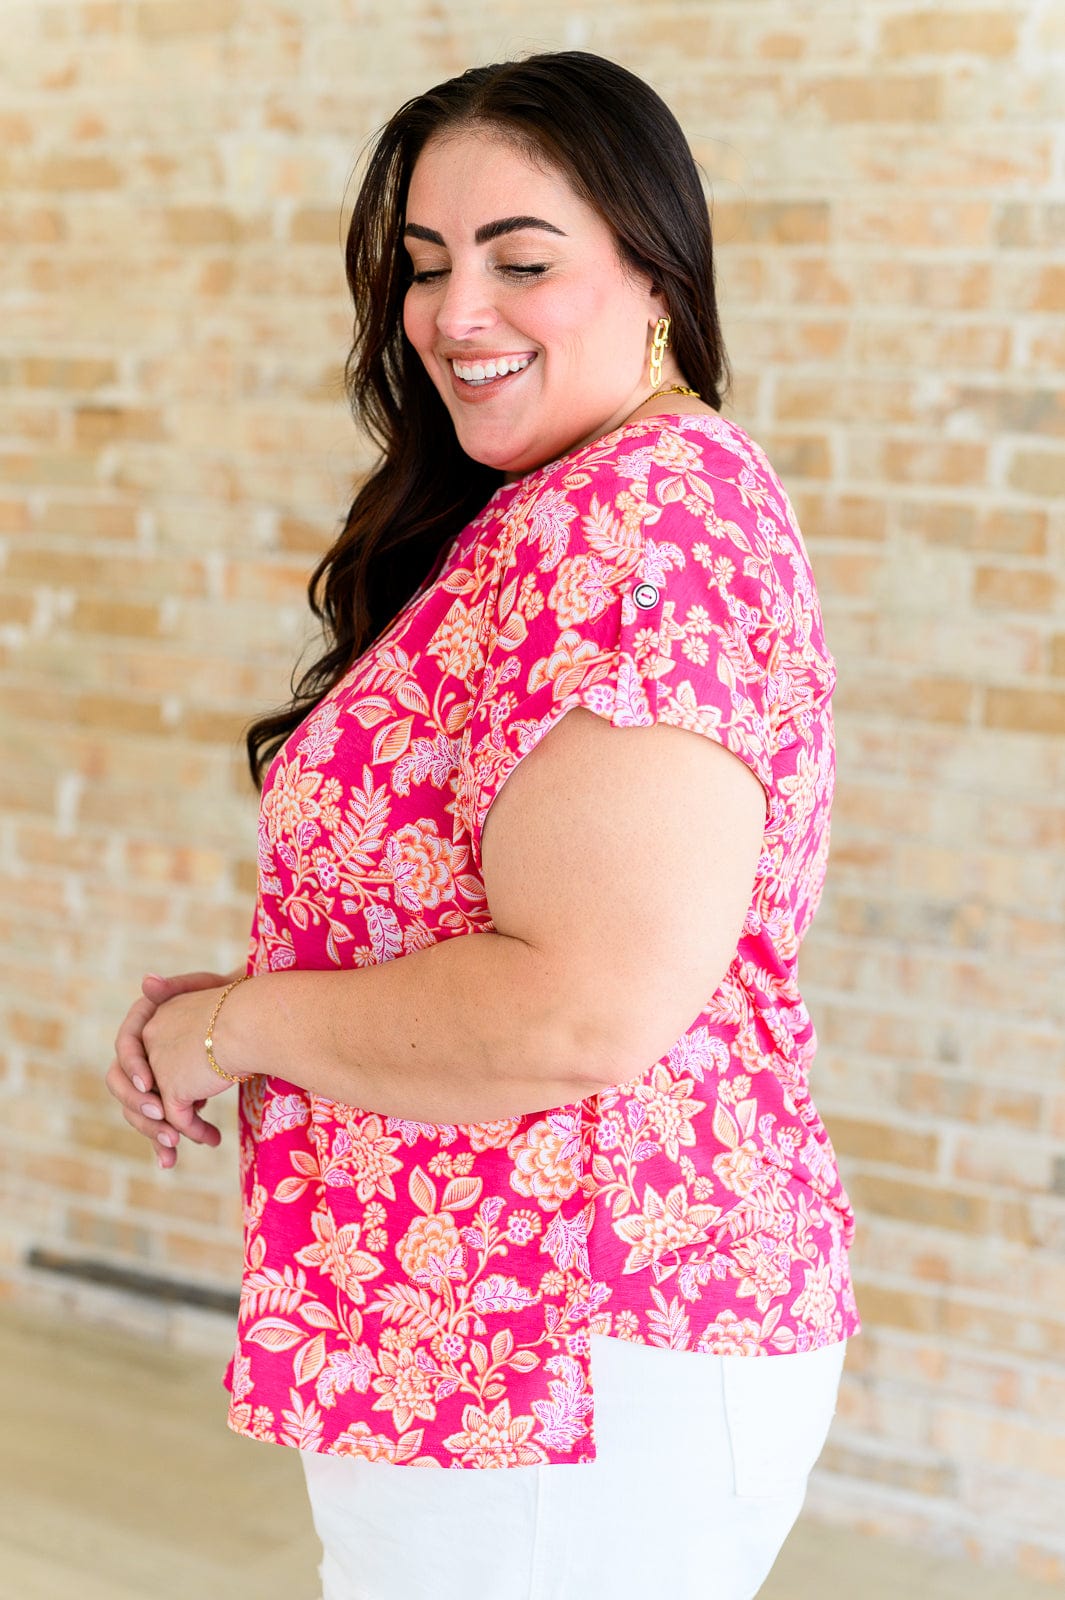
[509,414,793,527]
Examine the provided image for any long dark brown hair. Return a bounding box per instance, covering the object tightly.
[246,50,730,784]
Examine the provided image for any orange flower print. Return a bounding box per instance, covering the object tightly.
[654,431,703,475]
[548,554,613,628]
[443,1401,549,1467]
[387,821,456,911]
[731,1234,793,1312]
[696,1310,764,1355]
[396,1212,466,1285]
[527,628,601,700]
[427,600,485,685]
[293,1210,384,1303]
[507,1113,581,1210]
[460,1117,521,1152]
[614,1183,720,1274]
[518,571,545,619]
[632,1067,705,1161]
[712,1139,765,1198]
[371,1345,437,1432]
[338,1113,404,1203]
[261,758,323,843]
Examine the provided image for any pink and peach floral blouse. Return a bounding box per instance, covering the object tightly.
[223,413,861,1468]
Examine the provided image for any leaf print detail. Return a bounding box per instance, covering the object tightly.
[240,1265,312,1319]
[316,1346,378,1408]
[541,1211,590,1274]
[372,716,414,764]
[613,654,654,726]
[245,1318,305,1352]
[713,1102,741,1151]
[531,1355,593,1453]
[470,1275,538,1314]
[440,1175,483,1211]
[281,1388,324,1450]
[408,1166,437,1215]
[351,696,393,729]
[298,1302,340,1330]
[294,1333,328,1386]
[366,1283,450,1343]
[365,902,403,963]
[261,1094,311,1140]
[646,1288,692,1351]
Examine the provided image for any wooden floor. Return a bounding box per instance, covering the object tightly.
[0,1297,1056,1600]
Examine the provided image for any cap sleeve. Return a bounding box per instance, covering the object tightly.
[458,427,785,872]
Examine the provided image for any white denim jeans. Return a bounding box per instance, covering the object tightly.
[301,1334,847,1600]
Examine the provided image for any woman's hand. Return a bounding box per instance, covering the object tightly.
[106,969,239,1169]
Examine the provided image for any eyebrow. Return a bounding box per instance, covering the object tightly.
[403,215,567,247]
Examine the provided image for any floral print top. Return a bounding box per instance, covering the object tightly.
[224,413,861,1468]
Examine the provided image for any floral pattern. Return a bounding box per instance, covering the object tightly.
[224,414,861,1468]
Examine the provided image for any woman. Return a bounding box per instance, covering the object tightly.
[107,51,860,1600]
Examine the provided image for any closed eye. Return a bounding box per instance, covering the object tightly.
[408,264,549,285]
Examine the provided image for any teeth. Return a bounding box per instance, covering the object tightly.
[452,355,532,382]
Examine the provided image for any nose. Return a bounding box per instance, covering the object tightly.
[433,264,497,341]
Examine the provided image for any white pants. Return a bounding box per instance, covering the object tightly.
[301,1334,847,1600]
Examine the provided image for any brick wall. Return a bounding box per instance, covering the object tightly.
[2,0,1062,1582]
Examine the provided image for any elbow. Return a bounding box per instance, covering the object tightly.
[560,1013,659,1099]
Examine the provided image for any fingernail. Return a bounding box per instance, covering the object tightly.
[133,1076,147,1093]
[145,972,165,982]
[158,1132,175,1148]
[141,1102,163,1121]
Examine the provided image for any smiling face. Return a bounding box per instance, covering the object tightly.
[401,128,676,478]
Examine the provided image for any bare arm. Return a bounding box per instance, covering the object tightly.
[110,709,765,1146]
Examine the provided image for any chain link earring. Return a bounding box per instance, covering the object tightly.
[649,316,671,387]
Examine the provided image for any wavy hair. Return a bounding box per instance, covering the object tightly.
[246,50,730,783]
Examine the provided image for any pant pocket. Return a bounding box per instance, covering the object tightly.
[720,1340,846,1498]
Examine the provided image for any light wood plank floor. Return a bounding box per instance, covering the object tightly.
[0,1299,1056,1600]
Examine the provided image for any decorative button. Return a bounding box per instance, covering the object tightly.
[633,582,660,609]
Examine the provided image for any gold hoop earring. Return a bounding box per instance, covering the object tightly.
[649,316,670,387]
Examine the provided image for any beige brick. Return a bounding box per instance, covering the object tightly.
[290,205,341,245]
[880,11,1019,58]
[973,565,1054,611]
[76,692,167,738]
[18,1151,113,1198]
[790,491,886,543]
[850,1175,992,1235]
[880,438,987,488]
[69,598,162,638]
[66,1206,153,1258]
[125,1177,222,1226]
[1007,449,1065,498]
[1050,635,1065,678]
[73,406,167,446]
[829,1115,939,1170]
[712,200,830,245]
[135,0,239,37]
[797,74,943,122]
[20,356,118,391]
[30,154,122,190]
[983,687,1065,736]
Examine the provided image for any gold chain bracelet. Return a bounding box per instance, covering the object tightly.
[204,974,252,1084]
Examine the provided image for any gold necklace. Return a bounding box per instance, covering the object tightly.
[618,382,701,429]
